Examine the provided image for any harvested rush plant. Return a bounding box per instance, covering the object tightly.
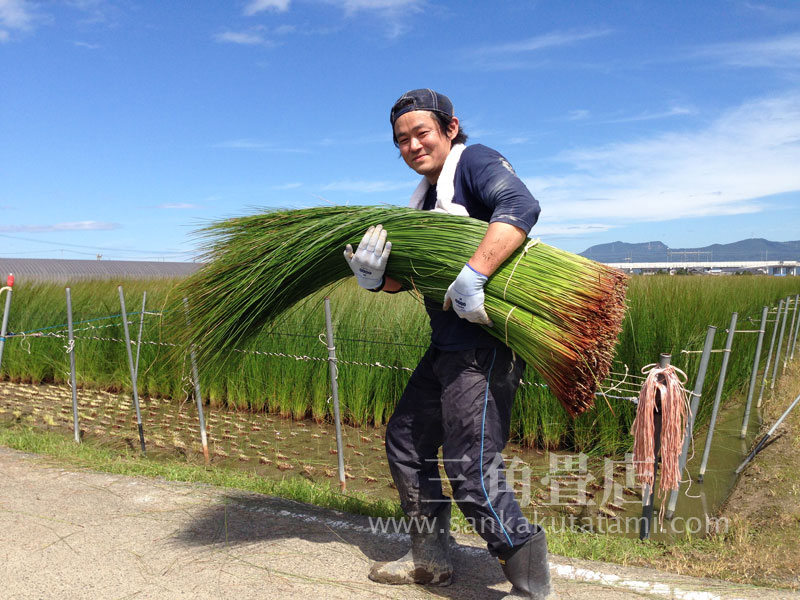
[179,206,628,416]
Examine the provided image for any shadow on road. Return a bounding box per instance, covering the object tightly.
[173,491,511,599]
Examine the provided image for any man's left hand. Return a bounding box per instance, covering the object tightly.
[443,263,493,326]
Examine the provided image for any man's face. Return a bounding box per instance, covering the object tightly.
[393,111,458,184]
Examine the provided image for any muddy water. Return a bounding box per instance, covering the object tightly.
[0,381,757,541]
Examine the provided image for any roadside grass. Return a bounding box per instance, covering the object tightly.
[0,422,402,520]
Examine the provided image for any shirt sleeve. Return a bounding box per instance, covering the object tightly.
[459,144,540,234]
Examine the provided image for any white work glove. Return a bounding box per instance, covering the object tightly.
[443,263,493,326]
[343,225,392,291]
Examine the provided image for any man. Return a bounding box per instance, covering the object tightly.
[344,89,553,599]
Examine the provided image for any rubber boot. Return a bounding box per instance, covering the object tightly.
[498,529,555,599]
[368,503,453,586]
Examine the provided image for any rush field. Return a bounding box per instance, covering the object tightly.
[2,275,799,455]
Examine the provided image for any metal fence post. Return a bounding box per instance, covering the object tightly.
[757,300,782,409]
[182,298,210,465]
[791,298,800,361]
[740,306,768,439]
[783,294,799,372]
[324,297,347,492]
[698,312,737,483]
[770,296,790,391]
[665,325,716,519]
[639,353,670,540]
[789,296,800,360]
[119,286,146,455]
[0,274,14,373]
[66,288,80,444]
[736,392,800,474]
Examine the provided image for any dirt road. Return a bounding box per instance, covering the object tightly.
[0,447,794,599]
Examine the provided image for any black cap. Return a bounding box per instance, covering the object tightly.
[390,88,454,128]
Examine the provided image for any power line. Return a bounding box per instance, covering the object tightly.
[0,232,195,256]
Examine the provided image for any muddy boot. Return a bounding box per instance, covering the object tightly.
[498,529,555,599]
[369,503,453,586]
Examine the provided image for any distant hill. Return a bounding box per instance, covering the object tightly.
[580,238,800,263]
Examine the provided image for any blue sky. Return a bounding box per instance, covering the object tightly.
[1,0,799,261]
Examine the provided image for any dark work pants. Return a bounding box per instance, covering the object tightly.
[385,344,539,556]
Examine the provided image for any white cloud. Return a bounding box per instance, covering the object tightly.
[158,203,198,209]
[0,0,36,40]
[696,33,800,69]
[239,0,424,38]
[465,29,614,70]
[0,221,121,233]
[0,0,119,41]
[523,93,800,226]
[73,40,100,49]
[0,0,34,29]
[212,138,308,153]
[213,138,270,149]
[66,0,123,27]
[603,106,694,124]
[214,30,271,46]
[567,109,590,121]
[531,223,616,237]
[475,29,614,56]
[273,24,296,35]
[272,182,303,190]
[332,0,424,11]
[320,0,424,38]
[321,179,416,193]
[244,0,290,16]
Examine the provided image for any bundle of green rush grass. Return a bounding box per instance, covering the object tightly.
[179,205,628,416]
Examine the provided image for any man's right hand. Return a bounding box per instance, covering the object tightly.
[344,225,392,291]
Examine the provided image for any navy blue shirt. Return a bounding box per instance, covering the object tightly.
[421,144,540,350]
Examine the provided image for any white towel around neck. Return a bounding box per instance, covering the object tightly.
[407,143,469,217]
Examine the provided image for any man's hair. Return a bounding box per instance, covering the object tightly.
[392,111,468,148]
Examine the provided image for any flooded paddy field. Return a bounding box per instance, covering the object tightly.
[1,380,755,540]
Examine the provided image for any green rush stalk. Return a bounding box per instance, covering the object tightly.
[176,206,629,416]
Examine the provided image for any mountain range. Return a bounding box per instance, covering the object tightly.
[579,238,800,263]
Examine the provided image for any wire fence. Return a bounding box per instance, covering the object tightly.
[3,295,798,408]
[3,310,652,401]
[2,288,799,437]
